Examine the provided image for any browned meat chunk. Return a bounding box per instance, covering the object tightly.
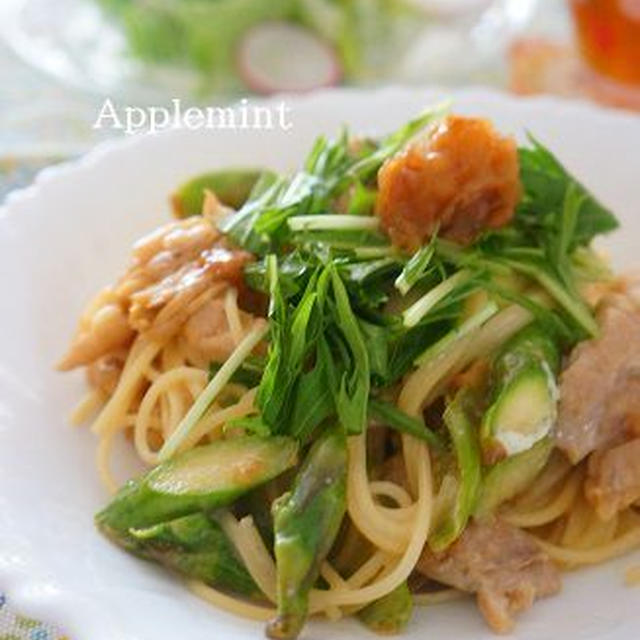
[59,216,252,370]
[128,246,252,340]
[555,303,640,463]
[181,296,261,366]
[57,290,134,371]
[586,438,640,520]
[376,115,521,251]
[417,519,560,633]
[118,217,219,297]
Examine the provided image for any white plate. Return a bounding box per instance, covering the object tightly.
[1,87,639,640]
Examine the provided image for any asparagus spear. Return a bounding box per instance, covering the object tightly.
[171,169,263,217]
[130,513,260,597]
[480,325,560,463]
[358,582,413,635]
[266,427,348,640]
[429,391,481,552]
[475,437,553,518]
[96,436,298,537]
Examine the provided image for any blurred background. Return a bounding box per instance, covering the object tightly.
[1,0,640,200]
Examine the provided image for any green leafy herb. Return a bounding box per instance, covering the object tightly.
[394,232,439,295]
[330,268,371,434]
[208,356,265,388]
[368,398,444,449]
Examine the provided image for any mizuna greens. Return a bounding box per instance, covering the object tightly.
[189,106,616,449]
[76,105,625,638]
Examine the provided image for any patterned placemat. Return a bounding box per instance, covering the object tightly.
[0,595,69,640]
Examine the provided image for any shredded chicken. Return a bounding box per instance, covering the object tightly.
[376,115,521,250]
[586,438,640,520]
[128,246,251,340]
[57,289,134,371]
[182,297,259,366]
[417,519,560,633]
[58,217,252,371]
[118,217,219,297]
[555,302,640,463]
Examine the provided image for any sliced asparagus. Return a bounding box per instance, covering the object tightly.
[480,325,560,463]
[96,436,298,535]
[358,582,413,635]
[475,437,553,517]
[171,169,263,217]
[429,392,481,552]
[266,427,348,640]
[130,513,259,597]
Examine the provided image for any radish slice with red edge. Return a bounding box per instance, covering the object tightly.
[237,21,341,95]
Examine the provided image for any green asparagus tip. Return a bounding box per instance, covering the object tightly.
[265,613,305,640]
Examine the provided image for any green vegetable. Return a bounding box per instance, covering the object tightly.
[517,135,618,250]
[414,301,499,367]
[129,513,259,597]
[429,392,481,552]
[98,0,297,90]
[257,257,328,434]
[244,250,317,300]
[475,437,553,517]
[435,134,620,343]
[220,130,354,254]
[171,169,263,217]
[208,355,265,388]
[267,427,348,639]
[394,236,438,296]
[367,398,444,449]
[287,337,335,442]
[96,436,298,535]
[330,268,370,434]
[358,582,413,635]
[159,323,269,460]
[255,258,374,437]
[480,325,559,463]
[220,104,447,256]
[500,255,599,338]
[299,0,422,82]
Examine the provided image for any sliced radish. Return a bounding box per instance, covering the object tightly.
[237,21,341,95]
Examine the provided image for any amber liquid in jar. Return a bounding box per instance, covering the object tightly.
[570,0,640,86]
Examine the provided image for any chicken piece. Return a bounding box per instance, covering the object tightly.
[376,115,521,251]
[586,438,640,520]
[58,293,134,371]
[417,518,560,633]
[129,246,252,341]
[86,350,127,395]
[60,217,253,370]
[555,303,640,463]
[117,217,219,298]
[181,296,257,365]
[124,217,251,340]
